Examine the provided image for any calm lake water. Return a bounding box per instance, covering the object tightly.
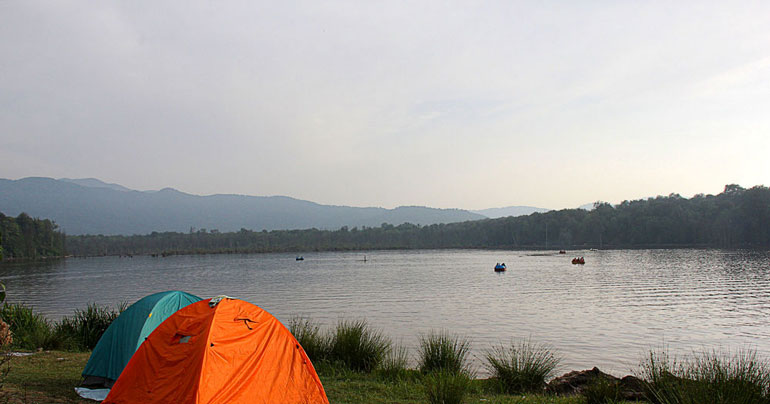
[1,249,769,376]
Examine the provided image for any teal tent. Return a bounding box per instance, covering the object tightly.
[81,291,201,388]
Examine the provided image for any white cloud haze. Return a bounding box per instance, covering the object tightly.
[2,1,769,209]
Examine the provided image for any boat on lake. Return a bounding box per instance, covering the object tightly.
[571,257,585,265]
[296,256,304,261]
[494,263,507,272]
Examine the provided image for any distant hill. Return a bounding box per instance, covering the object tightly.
[0,177,485,235]
[472,206,550,218]
[59,177,132,192]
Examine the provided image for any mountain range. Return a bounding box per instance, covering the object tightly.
[0,177,475,235]
[0,177,556,235]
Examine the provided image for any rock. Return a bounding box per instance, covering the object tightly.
[548,367,619,395]
[620,375,646,401]
[546,368,646,401]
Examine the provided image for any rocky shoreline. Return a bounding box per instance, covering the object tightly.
[547,367,645,400]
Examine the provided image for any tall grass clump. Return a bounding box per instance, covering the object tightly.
[417,330,471,375]
[484,338,561,394]
[424,369,472,404]
[0,303,53,350]
[288,316,331,362]
[377,344,415,382]
[639,348,770,404]
[329,319,390,373]
[53,302,124,351]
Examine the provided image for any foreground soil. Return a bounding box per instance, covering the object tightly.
[1,351,612,404]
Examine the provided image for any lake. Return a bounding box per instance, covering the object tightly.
[1,248,769,376]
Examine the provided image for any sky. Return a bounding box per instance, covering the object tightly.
[1,1,769,210]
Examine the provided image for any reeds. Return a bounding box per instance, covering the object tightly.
[484,338,561,394]
[1,302,125,351]
[54,302,125,351]
[581,377,623,404]
[0,303,53,350]
[329,319,391,373]
[377,343,415,381]
[417,330,472,375]
[417,331,473,404]
[639,348,770,404]
[288,317,394,374]
[288,316,331,362]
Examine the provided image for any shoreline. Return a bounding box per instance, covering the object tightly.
[5,244,761,263]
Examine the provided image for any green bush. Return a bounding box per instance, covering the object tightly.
[53,302,124,351]
[0,303,54,350]
[484,338,560,394]
[639,348,770,404]
[288,316,331,362]
[424,369,472,404]
[417,330,471,375]
[329,319,390,373]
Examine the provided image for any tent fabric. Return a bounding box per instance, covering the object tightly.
[81,291,201,387]
[103,298,329,404]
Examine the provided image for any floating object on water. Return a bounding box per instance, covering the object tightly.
[571,257,585,265]
[494,263,507,272]
[559,250,566,254]
[296,256,304,261]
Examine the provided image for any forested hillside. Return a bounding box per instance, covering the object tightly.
[66,184,770,256]
[0,212,66,260]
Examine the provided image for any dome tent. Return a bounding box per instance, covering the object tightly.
[103,297,329,404]
[81,290,201,388]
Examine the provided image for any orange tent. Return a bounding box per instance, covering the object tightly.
[103,297,329,404]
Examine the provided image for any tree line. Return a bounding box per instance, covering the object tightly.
[0,212,66,260]
[62,184,770,257]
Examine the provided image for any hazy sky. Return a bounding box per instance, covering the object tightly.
[2,1,769,210]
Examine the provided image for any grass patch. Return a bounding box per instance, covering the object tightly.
[484,338,561,394]
[639,348,770,404]
[417,330,471,375]
[4,351,92,403]
[3,350,612,404]
[329,319,391,373]
[424,369,472,404]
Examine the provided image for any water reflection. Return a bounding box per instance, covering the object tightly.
[1,249,769,375]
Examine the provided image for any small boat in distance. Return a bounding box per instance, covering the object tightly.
[571,257,585,265]
[296,256,304,261]
[494,263,507,272]
[559,250,566,254]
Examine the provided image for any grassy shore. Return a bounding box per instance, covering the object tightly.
[4,305,768,403]
[1,351,601,404]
